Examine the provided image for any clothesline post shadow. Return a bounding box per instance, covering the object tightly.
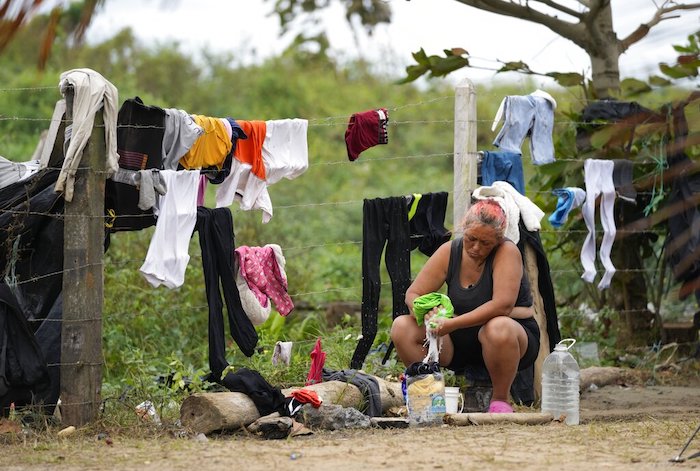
[453,78,478,228]
[60,84,105,427]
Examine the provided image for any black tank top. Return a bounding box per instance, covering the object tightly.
[446,237,532,316]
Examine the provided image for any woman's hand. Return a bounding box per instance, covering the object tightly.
[425,306,450,337]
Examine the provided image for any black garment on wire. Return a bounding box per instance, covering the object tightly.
[408,191,451,257]
[195,207,257,379]
[664,99,700,303]
[351,193,451,369]
[351,196,412,369]
[105,97,165,232]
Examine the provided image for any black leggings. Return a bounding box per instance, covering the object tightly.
[351,196,411,369]
[447,316,540,372]
[196,207,257,378]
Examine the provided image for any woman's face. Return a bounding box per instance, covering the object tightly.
[463,223,501,261]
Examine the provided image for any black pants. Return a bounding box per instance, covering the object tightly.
[351,196,411,369]
[196,207,257,378]
[409,191,451,256]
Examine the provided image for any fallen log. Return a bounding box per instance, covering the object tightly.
[445,412,553,426]
[579,366,630,392]
[180,377,404,434]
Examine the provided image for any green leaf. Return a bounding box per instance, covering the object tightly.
[620,78,651,96]
[660,63,696,79]
[399,48,469,83]
[427,54,469,77]
[648,75,671,87]
[546,72,584,88]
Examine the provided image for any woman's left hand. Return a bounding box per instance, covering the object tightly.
[426,312,450,337]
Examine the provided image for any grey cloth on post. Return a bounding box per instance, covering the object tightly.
[322,367,382,417]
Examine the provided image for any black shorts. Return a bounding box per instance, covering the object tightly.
[446,316,540,372]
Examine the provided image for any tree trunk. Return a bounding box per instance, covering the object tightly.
[587,2,622,98]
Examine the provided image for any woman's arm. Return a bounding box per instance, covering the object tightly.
[404,241,451,317]
[439,241,523,333]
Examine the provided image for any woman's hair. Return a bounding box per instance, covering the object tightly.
[460,199,506,239]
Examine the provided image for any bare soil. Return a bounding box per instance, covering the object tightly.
[3,370,700,471]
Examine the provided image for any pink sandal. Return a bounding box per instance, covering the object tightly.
[488,400,514,414]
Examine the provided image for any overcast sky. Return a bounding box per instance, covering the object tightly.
[85,0,700,87]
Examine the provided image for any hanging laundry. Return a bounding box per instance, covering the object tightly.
[480,150,526,195]
[575,100,657,153]
[0,284,50,415]
[179,115,232,170]
[195,207,257,378]
[344,108,389,161]
[37,99,67,170]
[204,118,247,183]
[272,341,293,366]
[235,244,293,316]
[549,187,586,228]
[196,174,207,207]
[612,159,637,203]
[216,119,308,223]
[55,68,119,202]
[105,97,166,231]
[580,159,617,290]
[161,109,204,170]
[237,267,272,326]
[472,181,544,243]
[351,196,411,369]
[407,192,451,256]
[0,156,41,190]
[516,220,561,352]
[110,168,167,211]
[306,338,326,386]
[664,101,700,302]
[232,120,267,179]
[139,170,200,289]
[352,192,452,369]
[491,89,556,165]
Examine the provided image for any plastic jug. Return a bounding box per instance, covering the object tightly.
[541,338,580,425]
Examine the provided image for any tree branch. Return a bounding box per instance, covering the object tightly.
[536,0,585,19]
[620,2,700,52]
[454,0,590,46]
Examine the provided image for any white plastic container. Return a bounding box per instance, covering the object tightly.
[541,338,580,425]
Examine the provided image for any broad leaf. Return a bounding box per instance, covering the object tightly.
[620,78,651,96]
[546,72,584,87]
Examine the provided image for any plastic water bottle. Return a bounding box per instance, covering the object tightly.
[541,338,580,425]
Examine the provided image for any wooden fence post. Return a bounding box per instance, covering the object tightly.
[453,78,478,229]
[59,86,105,426]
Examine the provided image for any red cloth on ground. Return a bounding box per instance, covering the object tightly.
[305,338,326,386]
[290,389,322,408]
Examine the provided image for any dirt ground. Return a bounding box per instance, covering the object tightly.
[3,371,700,471]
